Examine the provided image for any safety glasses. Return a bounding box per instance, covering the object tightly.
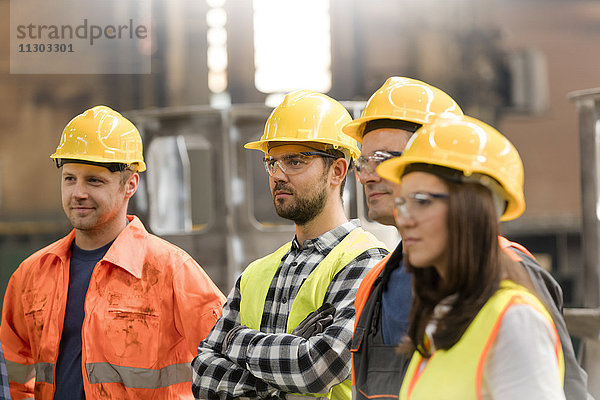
[355,151,403,175]
[263,151,338,176]
[394,192,449,221]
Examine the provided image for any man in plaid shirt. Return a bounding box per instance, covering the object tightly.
[192,90,388,399]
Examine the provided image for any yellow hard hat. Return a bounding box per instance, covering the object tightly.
[51,105,146,172]
[342,77,463,143]
[376,116,525,221]
[245,90,360,159]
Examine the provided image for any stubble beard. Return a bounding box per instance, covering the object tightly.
[66,210,99,231]
[365,183,396,226]
[273,182,328,226]
[367,202,396,226]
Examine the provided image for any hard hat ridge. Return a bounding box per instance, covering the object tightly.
[51,105,146,172]
[245,90,361,160]
[342,77,464,143]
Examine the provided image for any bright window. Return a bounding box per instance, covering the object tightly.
[146,135,213,234]
[207,0,228,95]
[253,0,331,94]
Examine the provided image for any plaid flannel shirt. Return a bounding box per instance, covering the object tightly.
[192,220,388,399]
[0,343,9,400]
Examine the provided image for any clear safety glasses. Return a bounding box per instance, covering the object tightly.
[355,151,403,175]
[263,151,338,176]
[394,192,450,221]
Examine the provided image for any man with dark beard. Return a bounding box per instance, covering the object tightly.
[192,90,388,400]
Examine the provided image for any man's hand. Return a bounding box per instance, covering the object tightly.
[222,324,248,354]
[291,303,336,339]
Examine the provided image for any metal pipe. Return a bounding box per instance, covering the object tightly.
[568,88,600,308]
[568,88,600,398]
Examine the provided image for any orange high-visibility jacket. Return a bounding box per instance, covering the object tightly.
[1,215,226,399]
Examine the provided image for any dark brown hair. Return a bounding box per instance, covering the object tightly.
[321,148,350,199]
[400,180,503,357]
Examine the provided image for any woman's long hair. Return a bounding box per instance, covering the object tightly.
[400,179,502,357]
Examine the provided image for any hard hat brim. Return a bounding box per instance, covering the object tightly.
[342,115,419,143]
[244,137,360,159]
[50,153,146,172]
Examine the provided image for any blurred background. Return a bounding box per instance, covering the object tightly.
[1,0,600,390]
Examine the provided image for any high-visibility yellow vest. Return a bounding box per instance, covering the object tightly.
[240,227,387,400]
[399,280,565,400]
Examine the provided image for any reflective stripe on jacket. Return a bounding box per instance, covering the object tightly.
[240,227,387,400]
[351,235,578,400]
[399,280,564,400]
[0,215,226,399]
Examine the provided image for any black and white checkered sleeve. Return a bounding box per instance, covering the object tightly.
[192,279,280,400]
[221,247,388,394]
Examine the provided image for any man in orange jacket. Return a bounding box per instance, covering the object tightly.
[343,77,590,400]
[0,105,226,399]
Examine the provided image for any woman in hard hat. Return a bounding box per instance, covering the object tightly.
[376,116,565,400]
